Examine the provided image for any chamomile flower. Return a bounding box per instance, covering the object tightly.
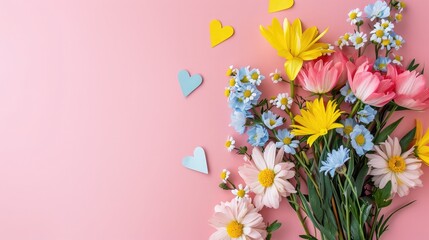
[395,13,403,22]
[392,34,405,50]
[370,25,387,43]
[226,65,237,76]
[379,19,394,32]
[350,32,367,49]
[220,169,230,183]
[238,85,260,104]
[225,136,235,152]
[324,44,334,56]
[320,146,350,177]
[374,57,391,72]
[270,69,283,83]
[350,125,374,156]
[357,105,377,124]
[340,83,357,103]
[274,93,293,110]
[224,87,231,98]
[347,8,363,25]
[392,53,403,65]
[262,111,283,130]
[275,129,299,154]
[231,184,250,201]
[336,118,356,138]
[248,68,264,86]
[380,35,393,50]
[395,1,406,12]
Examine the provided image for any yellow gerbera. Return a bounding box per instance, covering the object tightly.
[414,119,429,165]
[291,98,343,146]
[260,18,332,81]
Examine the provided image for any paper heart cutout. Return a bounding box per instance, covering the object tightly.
[209,19,234,47]
[268,0,294,13]
[182,147,208,174]
[178,69,203,97]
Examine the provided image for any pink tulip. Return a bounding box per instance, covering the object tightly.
[346,60,395,107]
[297,59,343,94]
[387,65,429,110]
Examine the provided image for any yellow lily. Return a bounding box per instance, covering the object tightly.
[415,119,429,165]
[260,18,332,81]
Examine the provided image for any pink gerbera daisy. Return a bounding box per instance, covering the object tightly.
[238,142,296,209]
[367,137,423,197]
[209,199,267,240]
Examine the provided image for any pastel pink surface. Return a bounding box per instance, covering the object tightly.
[0,0,428,239]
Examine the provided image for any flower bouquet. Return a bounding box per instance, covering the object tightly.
[209,1,429,239]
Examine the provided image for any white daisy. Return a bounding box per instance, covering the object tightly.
[395,13,403,22]
[370,25,387,43]
[392,35,405,50]
[274,93,293,110]
[226,65,237,76]
[379,35,393,50]
[231,184,250,201]
[367,137,423,197]
[220,169,230,183]
[392,53,403,66]
[350,32,367,49]
[225,136,235,152]
[347,8,363,25]
[270,69,283,83]
[379,19,394,32]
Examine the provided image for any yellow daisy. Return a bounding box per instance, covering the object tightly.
[414,119,429,165]
[260,18,332,81]
[291,98,343,146]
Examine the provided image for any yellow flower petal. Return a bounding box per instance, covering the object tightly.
[284,57,303,81]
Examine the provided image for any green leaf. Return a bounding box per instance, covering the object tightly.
[374,117,403,144]
[299,235,317,240]
[237,146,248,155]
[373,182,392,208]
[400,127,416,152]
[266,220,281,232]
[355,163,368,196]
[308,176,323,222]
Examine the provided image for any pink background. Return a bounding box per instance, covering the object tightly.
[0,0,428,239]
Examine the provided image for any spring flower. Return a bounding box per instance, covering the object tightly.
[291,98,344,146]
[392,34,405,50]
[220,169,230,183]
[262,111,283,130]
[346,60,395,107]
[248,68,265,86]
[340,83,357,104]
[225,136,236,152]
[365,0,390,21]
[336,118,356,138]
[270,69,283,83]
[370,25,388,43]
[350,125,374,156]
[247,125,269,147]
[230,111,247,134]
[374,57,391,72]
[238,142,296,209]
[395,1,406,12]
[228,91,253,113]
[357,105,377,124]
[274,93,293,110]
[392,54,403,66]
[347,8,363,25]
[209,199,267,240]
[336,33,350,49]
[379,19,394,32]
[297,60,343,94]
[395,13,403,22]
[380,35,393,50]
[387,65,429,110]
[367,137,423,197]
[415,119,429,165]
[320,146,350,177]
[275,129,300,154]
[226,65,237,76]
[260,18,331,81]
[350,32,367,49]
[231,184,250,201]
[238,85,261,104]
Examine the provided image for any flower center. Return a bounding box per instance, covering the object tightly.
[280,97,287,105]
[388,156,406,173]
[378,63,386,69]
[382,22,389,28]
[283,137,292,145]
[344,33,350,41]
[269,119,276,126]
[226,220,243,238]
[243,90,252,98]
[382,39,390,46]
[355,134,366,146]
[355,37,363,44]
[344,125,353,135]
[349,12,357,19]
[236,189,246,198]
[224,88,230,97]
[220,171,227,180]
[395,39,402,46]
[241,76,249,83]
[376,29,384,38]
[251,72,259,80]
[273,73,280,80]
[258,169,275,187]
[229,78,236,87]
[396,14,403,21]
[225,140,231,148]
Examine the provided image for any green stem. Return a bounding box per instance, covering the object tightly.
[291,194,311,236]
[369,207,380,240]
[290,80,295,99]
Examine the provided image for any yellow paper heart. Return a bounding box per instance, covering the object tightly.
[209,19,234,47]
[268,0,294,13]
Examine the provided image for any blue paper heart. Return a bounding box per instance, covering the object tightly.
[178,69,203,97]
[182,147,208,174]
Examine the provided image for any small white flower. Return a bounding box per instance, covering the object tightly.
[395,13,403,22]
[240,85,257,103]
[336,34,350,49]
[220,169,230,183]
[347,8,363,25]
[379,19,394,32]
[392,35,405,50]
[380,35,393,50]
[323,44,334,56]
[275,93,293,110]
[226,65,237,76]
[392,53,403,66]
[350,32,367,49]
[270,69,283,83]
[370,25,387,43]
[225,136,235,152]
[231,184,250,201]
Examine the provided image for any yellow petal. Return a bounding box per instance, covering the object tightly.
[415,119,422,142]
[284,57,303,81]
